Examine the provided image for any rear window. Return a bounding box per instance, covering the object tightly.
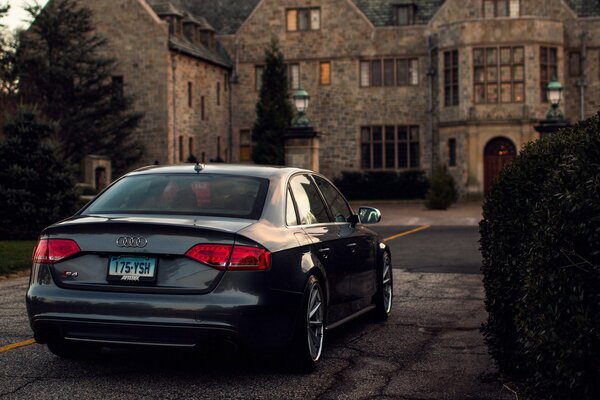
[82,174,269,219]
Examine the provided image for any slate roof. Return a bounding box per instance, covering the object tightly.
[149,0,600,35]
[169,35,232,68]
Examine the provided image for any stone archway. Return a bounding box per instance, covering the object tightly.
[484,137,516,195]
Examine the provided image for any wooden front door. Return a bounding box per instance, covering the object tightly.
[484,137,516,195]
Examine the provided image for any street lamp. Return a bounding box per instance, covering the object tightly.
[534,79,570,138]
[546,80,565,122]
[291,88,311,128]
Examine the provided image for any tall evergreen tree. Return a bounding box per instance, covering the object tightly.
[0,108,78,239]
[16,0,144,175]
[251,38,294,165]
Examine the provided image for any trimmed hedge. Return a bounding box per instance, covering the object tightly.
[424,166,458,210]
[480,113,600,399]
[334,171,429,200]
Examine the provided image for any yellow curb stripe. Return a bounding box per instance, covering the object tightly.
[383,225,430,242]
[0,338,36,353]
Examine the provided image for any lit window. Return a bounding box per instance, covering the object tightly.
[287,8,320,31]
[239,129,252,162]
[320,61,331,86]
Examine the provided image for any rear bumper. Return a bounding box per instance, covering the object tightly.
[27,265,303,350]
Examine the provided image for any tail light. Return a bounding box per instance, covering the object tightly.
[33,239,81,264]
[185,244,271,271]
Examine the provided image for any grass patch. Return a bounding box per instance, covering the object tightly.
[0,240,36,275]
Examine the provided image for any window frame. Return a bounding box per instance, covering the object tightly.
[286,7,321,32]
[569,51,582,77]
[540,46,558,102]
[361,125,421,170]
[483,0,520,18]
[287,63,300,90]
[255,65,264,91]
[288,174,332,226]
[312,174,353,224]
[359,57,419,87]
[239,129,252,162]
[320,61,331,86]
[394,5,415,26]
[473,46,525,104]
[444,50,459,107]
[448,138,457,167]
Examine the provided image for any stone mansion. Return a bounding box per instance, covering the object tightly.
[81,0,600,195]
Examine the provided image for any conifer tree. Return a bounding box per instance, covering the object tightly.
[15,0,144,175]
[0,108,78,239]
[251,38,294,165]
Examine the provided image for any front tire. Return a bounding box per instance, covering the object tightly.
[373,252,393,321]
[290,275,325,372]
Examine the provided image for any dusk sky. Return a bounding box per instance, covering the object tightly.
[2,0,49,30]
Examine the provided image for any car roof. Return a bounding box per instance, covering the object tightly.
[128,164,313,180]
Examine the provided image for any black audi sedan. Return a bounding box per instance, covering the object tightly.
[26,164,392,370]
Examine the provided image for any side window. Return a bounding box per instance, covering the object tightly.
[289,175,330,225]
[313,176,353,223]
[286,188,299,226]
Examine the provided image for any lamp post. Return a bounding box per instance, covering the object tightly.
[534,80,570,138]
[284,88,320,171]
[291,88,311,128]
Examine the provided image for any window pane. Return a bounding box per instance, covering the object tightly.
[371,60,382,86]
[410,126,419,141]
[361,144,371,168]
[384,59,394,86]
[475,84,485,103]
[409,142,419,168]
[298,10,309,31]
[487,83,498,103]
[549,48,557,64]
[396,59,408,85]
[373,143,383,168]
[397,6,409,25]
[514,83,524,102]
[398,126,408,140]
[289,64,300,89]
[360,61,370,87]
[320,62,331,85]
[513,47,524,63]
[287,10,297,31]
[398,143,408,168]
[289,175,329,225]
[474,49,485,65]
[286,190,298,226]
[501,83,512,103]
[484,0,495,18]
[500,66,511,82]
[385,142,395,168]
[409,59,419,85]
[500,47,511,64]
[255,66,264,90]
[509,0,520,17]
[487,66,498,82]
[475,67,485,83]
[540,47,548,64]
[372,126,382,141]
[486,48,497,65]
[385,126,395,141]
[313,176,352,222]
[448,138,456,166]
[497,0,508,17]
[513,65,524,81]
[550,66,558,81]
[361,127,370,142]
[310,9,320,30]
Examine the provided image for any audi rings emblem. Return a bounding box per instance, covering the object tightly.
[115,236,148,248]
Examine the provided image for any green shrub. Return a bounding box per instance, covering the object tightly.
[480,113,600,399]
[0,108,78,239]
[424,166,458,210]
[334,170,429,200]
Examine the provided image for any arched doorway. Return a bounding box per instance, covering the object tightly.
[484,137,516,194]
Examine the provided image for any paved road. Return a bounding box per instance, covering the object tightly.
[0,225,510,400]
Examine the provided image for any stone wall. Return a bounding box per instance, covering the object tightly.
[85,0,171,168]
[167,54,231,164]
[222,0,432,179]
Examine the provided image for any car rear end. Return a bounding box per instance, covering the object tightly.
[26,168,302,352]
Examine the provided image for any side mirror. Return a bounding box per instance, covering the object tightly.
[358,207,382,224]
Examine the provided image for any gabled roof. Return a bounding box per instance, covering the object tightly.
[146,0,184,17]
[171,0,261,34]
[353,0,445,26]
[169,35,232,68]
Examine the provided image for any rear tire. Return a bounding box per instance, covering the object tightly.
[47,340,100,359]
[289,275,325,372]
[373,252,393,321]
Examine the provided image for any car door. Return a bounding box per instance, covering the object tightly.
[312,175,377,310]
[288,174,350,323]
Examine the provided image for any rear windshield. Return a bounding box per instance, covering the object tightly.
[82,174,269,219]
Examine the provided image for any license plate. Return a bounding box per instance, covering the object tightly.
[107,256,157,283]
